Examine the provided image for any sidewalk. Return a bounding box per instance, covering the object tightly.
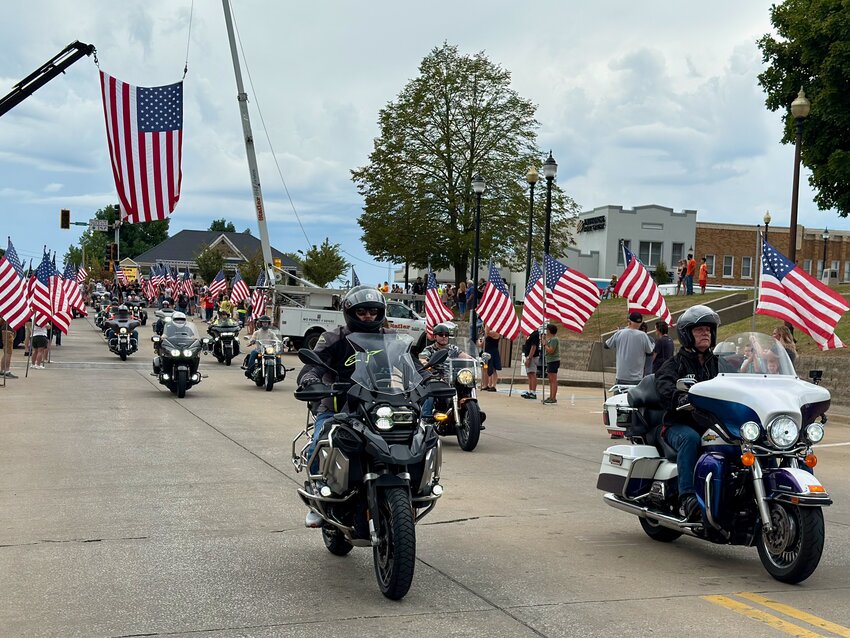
[494,367,607,390]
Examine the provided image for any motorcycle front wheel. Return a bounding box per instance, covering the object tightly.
[265,363,275,391]
[373,486,416,600]
[322,526,353,556]
[120,350,127,361]
[225,357,232,367]
[456,401,481,452]
[757,503,824,584]
[176,369,188,398]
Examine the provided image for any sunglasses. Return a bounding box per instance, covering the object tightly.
[355,308,380,317]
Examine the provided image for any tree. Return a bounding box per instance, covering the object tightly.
[209,219,237,233]
[194,245,227,284]
[239,249,265,287]
[352,43,579,285]
[63,245,82,268]
[758,0,850,216]
[73,204,170,269]
[654,261,670,285]
[302,239,348,288]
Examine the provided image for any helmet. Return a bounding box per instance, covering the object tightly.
[117,305,129,315]
[256,315,272,329]
[433,323,451,337]
[341,285,386,332]
[219,309,230,317]
[161,300,171,308]
[676,305,720,350]
[171,311,187,325]
[111,297,119,304]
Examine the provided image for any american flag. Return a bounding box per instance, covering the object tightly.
[520,261,545,337]
[208,269,227,298]
[477,261,520,340]
[63,262,87,315]
[0,239,33,330]
[613,245,672,326]
[544,254,602,333]
[230,269,250,304]
[757,239,848,350]
[50,259,72,334]
[152,264,165,289]
[250,272,266,320]
[100,71,183,224]
[351,267,361,287]
[116,267,129,286]
[75,266,88,284]
[143,276,156,302]
[31,253,53,326]
[424,270,453,336]
[181,266,194,297]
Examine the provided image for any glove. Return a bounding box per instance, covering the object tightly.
[675,392,690,408]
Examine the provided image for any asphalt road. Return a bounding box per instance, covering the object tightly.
[1,314,849,638]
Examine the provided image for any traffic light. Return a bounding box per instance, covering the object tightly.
[60,209,70,229]
[110,243,119,261]
[104,244,112,267]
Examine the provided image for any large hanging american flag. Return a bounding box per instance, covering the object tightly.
[544,254,602,333]
[477,261,520,340]
[230,269,250,304]
[100,71,183,224]
[208,269,227,298]
[614,245,672,326]
[424,270,453,337]
[757,239,848,350]
[250,272,267,320]
[0,239,33,330]
[520,261,545,337]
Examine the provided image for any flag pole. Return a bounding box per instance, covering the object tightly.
[24,316,34,378]
[540,254,548,404]
[751,226,762,332]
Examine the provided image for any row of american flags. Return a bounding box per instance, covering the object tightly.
[424,240,848,351]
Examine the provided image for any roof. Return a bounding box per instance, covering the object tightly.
[133,230,299,269]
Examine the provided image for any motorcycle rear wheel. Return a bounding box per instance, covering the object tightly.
[456,401,481,451]
[176,369,188,398]
[373,486,416,600]
[322,526,353,556]
[639,517,683,542]
[757,503,824,584]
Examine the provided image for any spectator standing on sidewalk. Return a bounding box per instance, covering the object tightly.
[542,323,560,404]
[605,312,654,386]
[521,328,540,399]
[31,324,49,369]
[1,317,18,378]
[480,325,502,391]
[686,254,696,295]
[699,257,708,294]
[651,321,674,374]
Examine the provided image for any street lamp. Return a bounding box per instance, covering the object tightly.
[822,228,830,280]
[763,210,772,242]
[525,166,539,290]
[542,151,557,257]
[789,88,811,264]
[470,173,486,344]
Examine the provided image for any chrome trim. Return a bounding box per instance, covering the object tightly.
[751,458,774,532]
[772,492,833,507]
[602,493,702,536]
[397,472,411,480]
[363,472,379,482]
[703,472,730,538]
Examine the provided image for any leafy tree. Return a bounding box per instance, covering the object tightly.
[654,261,670,285]
[75,205,170,268]
[194,245,227,285]
[352,42,579,285]
[239,249,265,287]
[63,245,82,268]
[758,0,850,216]
[209,219,237,233]
[302,238,348,288]
[242,227,252,235]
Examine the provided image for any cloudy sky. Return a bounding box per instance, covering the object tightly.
[1,0,845,285]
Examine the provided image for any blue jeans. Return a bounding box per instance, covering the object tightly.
[686,275,694,295]
[664,424,701,496]
[246,350,260,370]
[421,397,434,419]
[307,411,333,473]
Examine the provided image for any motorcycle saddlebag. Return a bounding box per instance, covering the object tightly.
[597,444,662,498]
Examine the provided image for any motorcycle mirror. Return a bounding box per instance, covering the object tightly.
[428,348,450,367]
[298,348,335,374]
[151,336,161,343]
[809,370,823,385]
[480,352,492,362]
[676,378,697,392]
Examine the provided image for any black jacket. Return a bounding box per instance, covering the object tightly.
[655,347,718,430]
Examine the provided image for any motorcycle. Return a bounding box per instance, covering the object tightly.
[208,319,241,366]
[244,335,293,391]
[153,307,175,335]
[105,316,141,360]
[427,354,489,451]
[127,300,148,326]
[151,319,209,398]
[291,333,453,600]
[597,332,831,584]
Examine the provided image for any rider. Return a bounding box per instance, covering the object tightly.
[297,285,387,528]
[655,305,720,522]
[243,314,279,374]
[153,299,174,336]
[418,323,472,422]
[210,308,238,328]
[104,304,140,348]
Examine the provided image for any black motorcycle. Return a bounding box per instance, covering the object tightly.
[427,354,489,451]
[292,333,453,600]
[105,316,141,360]
[208,320,241,366]
[127,300,148,326]
[244,335,292,391]
[151,321,209,398]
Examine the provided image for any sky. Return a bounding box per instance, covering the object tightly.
[1,1,846,286]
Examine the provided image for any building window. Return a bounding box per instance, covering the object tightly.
[803,259,812,275]
[617,239,632,265]
[639,241,663,267]
[831,260,840,275]
[845,261,850,282]
[723,256,734,278]
[641,222,663,231]
[671,243,684,266]
[741,256,752,279]
[705,255,716,277]
[817,260,824,277]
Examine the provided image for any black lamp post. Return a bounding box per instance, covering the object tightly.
[763,210,771,243]
[470,173,486,344]
[525,166,539,288]
[789,88,811,264]
[542,151,557,257]
[822,228,830,280]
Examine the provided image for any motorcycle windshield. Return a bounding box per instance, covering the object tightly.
[163,321,200,347]
[347,332,423,396]
[714,332,796,376]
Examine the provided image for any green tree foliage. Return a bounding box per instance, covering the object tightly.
[194,245,227,285]
[352,43,579,284]
[302,239,348,288]
[758,0,850,216]
[239,249,265,287]
[209,219,237,232]
[63,245,82,268]
[75,205,170,269]
[654,261,670,285]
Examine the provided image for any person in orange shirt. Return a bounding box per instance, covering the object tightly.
[686,253,696,295]
[699,257,708,294]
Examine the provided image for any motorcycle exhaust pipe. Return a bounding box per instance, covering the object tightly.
[602,493,701,536]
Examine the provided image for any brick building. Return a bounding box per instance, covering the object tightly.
[695,222,850,286]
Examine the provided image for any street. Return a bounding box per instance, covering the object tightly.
[1,315,849,638]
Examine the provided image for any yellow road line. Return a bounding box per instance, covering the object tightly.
[703,595,826,638]
[737,592,850,638]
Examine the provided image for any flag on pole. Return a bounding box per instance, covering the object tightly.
[181,266,194,297]
[520,261,545,337]
[31,253,53,325]
[476,261,520,340]
[250,272,267,320]
[99,71,183,224]
[613,245,673,326]
[116,266,129,286]
[49,260,72,334]
[351,267,361,287]
[208,269,227,297]
[543,254,602,333]
[75,265,88,284]
[0,239,33,330]
[63,263,87,315]
[152,264,165,289]
[424,270,453,337]
[230,269,250,304]
[757,239,848,350]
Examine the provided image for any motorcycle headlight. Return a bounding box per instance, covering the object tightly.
[456,368,475,386]
[806,423,825,444]
[221,332,234,337]
[170,349,181,357]
[767,416,800,449]
[182,349,193,357]
[119,327,128,335]
[374,405,394,430]
[740,421,761,442]
[264,346,276,355]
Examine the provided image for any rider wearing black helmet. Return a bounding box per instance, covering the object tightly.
[243,314,278,373]
[297,285,388,527]
[655,304,721,522]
